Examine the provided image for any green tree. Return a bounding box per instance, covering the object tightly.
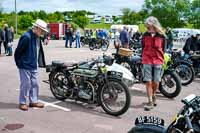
[37,10,47,20]
[0,2,3,26]
[142,0,190,28]
[72,11,89,29]
[5,14,16,28]
[121,8,143,25]
[189,0,200,28]
[19,15,33,30]
[121,8,132,24]
[47,13,58,22]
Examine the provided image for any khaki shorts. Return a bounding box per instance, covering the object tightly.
[143,64,163,82]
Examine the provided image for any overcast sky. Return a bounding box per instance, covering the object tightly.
[1,0,144,15]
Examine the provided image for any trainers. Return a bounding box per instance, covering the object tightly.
[29,102,44,108]
[144,102,154,111]
[19,104,28,111]
[152,96,157,106]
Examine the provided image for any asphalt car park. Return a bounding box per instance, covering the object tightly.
[0,40,200,133]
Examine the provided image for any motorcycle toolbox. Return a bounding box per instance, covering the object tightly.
[118,48,133,57]
[72,69,98,78]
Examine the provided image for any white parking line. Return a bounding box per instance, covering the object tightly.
[131,86,143,91]
[15,88,70,111]
[38,100,71,112]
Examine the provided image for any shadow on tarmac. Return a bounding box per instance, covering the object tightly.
[129,89,175,109]
[39,95,122,119]
[0,102,18,110]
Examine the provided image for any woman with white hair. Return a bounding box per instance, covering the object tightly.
[141,16,166,111]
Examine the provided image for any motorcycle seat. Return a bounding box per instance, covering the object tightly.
[52,60,64,66]
[52,61,78,68]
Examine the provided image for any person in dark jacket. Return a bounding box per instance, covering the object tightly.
[6,27,14,56]
[165,27,174,50]
[119,26,129,48]
[3,24,10,54]
[65,25,73,48]
[14,19,47,111]
[183,32,199,55]
[0,28,4,55]
[142,16,166,111]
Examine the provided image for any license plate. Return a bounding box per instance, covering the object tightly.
[135,116,165,126]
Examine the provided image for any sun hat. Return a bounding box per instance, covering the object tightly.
[32,19,48,32]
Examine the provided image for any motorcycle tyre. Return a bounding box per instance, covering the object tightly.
[175,64,195,86]
[128,125,165,133]
[159,71,182,98]
[98,78,131,116]
[49,71,68,101]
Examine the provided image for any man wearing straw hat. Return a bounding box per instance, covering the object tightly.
[14,19,48,111]
[141,16,166,111]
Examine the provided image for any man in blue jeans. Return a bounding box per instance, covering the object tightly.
[75,28,81,48]
[14,19,48,111]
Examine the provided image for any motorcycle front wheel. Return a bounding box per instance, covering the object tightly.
[159,70,182,98]
[175,64,195,86]
[98,78,131,116]
[128,125,165,133]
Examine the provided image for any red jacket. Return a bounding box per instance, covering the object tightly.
[142,32,166,65]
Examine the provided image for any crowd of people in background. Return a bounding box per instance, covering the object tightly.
[113,27,141,50]
[0,24,14,56]
[64,26,109,48]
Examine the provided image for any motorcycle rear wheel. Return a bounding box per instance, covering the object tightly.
[98,78,131,116]
[49,71,70,100]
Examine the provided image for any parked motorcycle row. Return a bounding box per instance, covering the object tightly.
[80,36,110,51]
[44,40,199,133]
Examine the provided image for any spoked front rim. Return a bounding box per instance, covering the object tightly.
[161,74,177,94]
[101,81,127,113]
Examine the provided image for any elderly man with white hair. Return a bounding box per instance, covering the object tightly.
[14,19,48,111]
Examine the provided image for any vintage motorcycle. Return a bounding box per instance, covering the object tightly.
[128,94,200,133]
[46,57,131,116]
[183,51,200,77]
[112,48,182,98]
[89,37,109,51]
[170,50,195,86]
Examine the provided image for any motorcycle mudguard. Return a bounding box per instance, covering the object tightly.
[174,60,193,67]
[107,63,134,81]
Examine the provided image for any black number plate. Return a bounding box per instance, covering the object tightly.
[135,116,165,126]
